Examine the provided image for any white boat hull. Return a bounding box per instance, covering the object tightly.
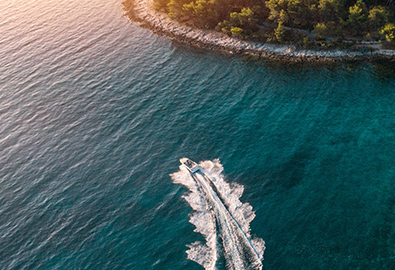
[180,158,200,173]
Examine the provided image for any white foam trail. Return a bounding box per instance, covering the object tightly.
[171,159,265,270]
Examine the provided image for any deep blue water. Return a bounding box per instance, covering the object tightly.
[1,0,395,269]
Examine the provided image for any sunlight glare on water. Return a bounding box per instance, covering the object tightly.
[1,0,395,269]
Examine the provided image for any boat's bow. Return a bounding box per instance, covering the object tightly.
[180,158,200,173]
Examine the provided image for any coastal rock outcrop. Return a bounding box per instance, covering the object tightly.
[124,0,395,62]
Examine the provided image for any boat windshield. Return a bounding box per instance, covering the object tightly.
[185,159,194,168]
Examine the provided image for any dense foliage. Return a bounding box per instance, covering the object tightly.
[153,0,395,45]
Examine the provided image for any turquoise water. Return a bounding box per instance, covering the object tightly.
[1,0,395,269]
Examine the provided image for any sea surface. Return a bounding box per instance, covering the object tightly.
[1,0,395,269]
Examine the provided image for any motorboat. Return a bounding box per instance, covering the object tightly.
[180,158,200,173]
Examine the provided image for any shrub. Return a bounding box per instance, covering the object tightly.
[230,27,244,38]
[380,23,395,43]
[313,21,342,37]
[274,22,287,43]
[313,22,328,37]
[302,36,312,47]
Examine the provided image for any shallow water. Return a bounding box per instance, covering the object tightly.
[1,0,395,269]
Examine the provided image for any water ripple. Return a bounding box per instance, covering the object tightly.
[1,0,395,269]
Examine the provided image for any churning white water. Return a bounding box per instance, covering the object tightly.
[171,159,265,270]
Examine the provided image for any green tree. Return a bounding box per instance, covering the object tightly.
[266,0,315,28]
[183,0,218,28]
[368,5,389,29]
[274,22,287,42]
[380,23,395,42]
[347,0,368,34]
[286,0,312,27]
[218,8,258,38]
[167,0,192,20]
[231,7,257,30]
[317,0,345,22]
[278,9,289,24]
[266,0,290,23]
[251,5,270,24]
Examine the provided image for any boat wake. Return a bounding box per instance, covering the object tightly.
[171,159,265,270]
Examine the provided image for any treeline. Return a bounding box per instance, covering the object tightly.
[153,0,395,46]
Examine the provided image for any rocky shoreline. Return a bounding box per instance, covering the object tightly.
[123,0,395,62]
